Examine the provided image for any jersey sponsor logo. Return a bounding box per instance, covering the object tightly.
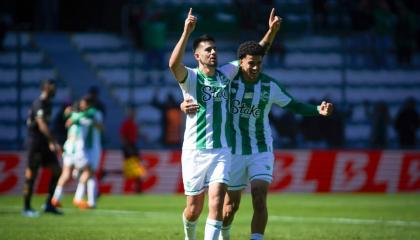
[231,100,261,118]
[201,86,228,102]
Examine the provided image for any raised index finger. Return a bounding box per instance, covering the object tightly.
[188,8,193,16]
[270,8,275,20]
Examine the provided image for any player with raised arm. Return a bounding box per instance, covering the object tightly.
[169,8,281,240]
[181,39,333,240]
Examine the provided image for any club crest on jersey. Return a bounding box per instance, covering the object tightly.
[231,99,261,118]
[261,91,270,102]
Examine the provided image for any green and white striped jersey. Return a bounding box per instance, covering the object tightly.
[179,65,238,150]
[229,71,296,155]
[63,112,83,155]
[63,108,103,155]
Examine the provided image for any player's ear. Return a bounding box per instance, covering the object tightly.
[194,52,200,61]
[239,58,245,68]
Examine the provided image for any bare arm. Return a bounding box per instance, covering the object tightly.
[259,8,282,53]
[168,8,197,83]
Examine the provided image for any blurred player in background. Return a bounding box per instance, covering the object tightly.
[23,79,62,217]
[73,95,104,209]
[51,95,103,209]
[182,42,333,240]
[169,8,280,240]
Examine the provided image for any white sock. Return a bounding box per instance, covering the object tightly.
[74,183,85,202]
[87,178,96,207]
[250,233,264,240]
[53,186,63,201]
[204,218,223,240]
[182,213,197,240]
[218,225,231,240]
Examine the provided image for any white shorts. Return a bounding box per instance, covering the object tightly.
[181,148,231,196]
[86,149,101,171]
[62,152,88,169]
[228,152,274,191]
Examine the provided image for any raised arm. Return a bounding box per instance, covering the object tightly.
[168,8,197,82]
[259,8,282,53]
[284,100,333,116]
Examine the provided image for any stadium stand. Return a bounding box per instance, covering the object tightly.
[2,0,419,149]
[0,32,70,149]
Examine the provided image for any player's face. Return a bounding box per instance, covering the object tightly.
[79,99,88,111]
[194,41,217,67]
[240,54,263,82]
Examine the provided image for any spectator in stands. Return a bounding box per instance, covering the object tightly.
[120,106,144,193]
[152,91,183,149]
[322,102,352,148]
[128,6,146,49]
[300,99,326,148]
[347,0,374,67]
[0,15,9,51]
[364,100,390,148]
[23,79,62,217]
[394,1,418,67]
[372,0,396,68]
[139,1,166,70]
[394,97,420,149]
[312,0,329,33]
[270,110,298,148]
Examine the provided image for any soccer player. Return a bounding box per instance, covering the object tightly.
[182,42,333,240]
[73,95,103,209]
[51,95,103,209]
[169,8,280,240]
[23,79,63,217]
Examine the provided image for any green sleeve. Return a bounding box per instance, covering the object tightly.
[283,99,319,116]
[70,112,81,125]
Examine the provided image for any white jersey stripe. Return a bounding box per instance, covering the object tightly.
[249,82,261,154]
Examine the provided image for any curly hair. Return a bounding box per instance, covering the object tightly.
[192,34,216,52]
[237,41,265,59]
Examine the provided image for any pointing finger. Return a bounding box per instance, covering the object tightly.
[270,8,275,20]
[188,8,193,16]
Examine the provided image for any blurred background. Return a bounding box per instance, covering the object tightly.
[0,0,419,151]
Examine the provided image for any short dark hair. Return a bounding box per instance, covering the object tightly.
[88,86,99,94]
[237,41,265,59]
[192,34,215,52]
[40,78,56,90]
[81,94,95,107]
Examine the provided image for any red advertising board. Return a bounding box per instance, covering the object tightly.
[0,150,419,194]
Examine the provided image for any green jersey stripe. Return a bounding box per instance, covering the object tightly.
[229,80,239,153]
[180,67,231,150]
[256,76,271,152]
[239,83,254,155]
[196,73,207,149]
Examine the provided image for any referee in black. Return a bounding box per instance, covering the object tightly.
[23,79,63,216]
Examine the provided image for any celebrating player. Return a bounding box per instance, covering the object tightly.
[168,8,280,240]
[181,21,333,240]
[51,95,103,210]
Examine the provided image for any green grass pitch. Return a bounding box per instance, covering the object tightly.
[1,193,420,240]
